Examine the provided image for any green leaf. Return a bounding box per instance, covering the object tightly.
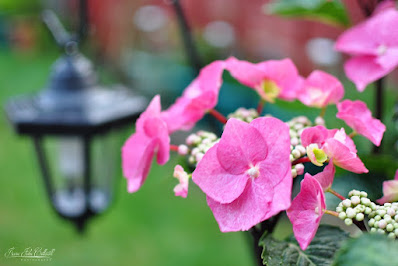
[264,0,350,27]
[260,225,349,266]
[332,233,398,266]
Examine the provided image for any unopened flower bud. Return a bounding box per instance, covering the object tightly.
[291,137,299,146]
[295,164,305,175]
[292,149,301,159]
[315,116,325,126]
[295,145,306,155]
[345,218,353,226]
[388,232,396,239]
[338,212,347,220]
[387,224,394,232]
[346,208,356,218]
[378,220,387,229]
[351,196,360,205]
[356,213,364,221]
[178,145,189,155]
[361,197,371,206]
[342,199,352,208]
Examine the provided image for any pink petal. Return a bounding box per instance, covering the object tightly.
[161,61,225,132]
[207,176,274,232]
[264,170,293,219]
[300,126,329,147]
[217,118,268,175]
[192,144,249,204]
[377,170,398,204]
[335,8,398,55]
[122,133,157,193]
[344,55,394,92]
[256,58,302,101]
[250,117,291,187]
[287,174,326,250]
[323,138,368,174]
[337,100,386,146]
[225,57,266,88]
[298,70,344,108]
[312,160,335,191]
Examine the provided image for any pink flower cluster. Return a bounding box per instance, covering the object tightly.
[335,3,398,91]
[122,51,387,249]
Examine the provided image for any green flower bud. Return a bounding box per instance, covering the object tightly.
[388,232,396,239]
[387,224,394,232]
[368,218,375,227]
[336,206,343,213]
[378,229,386,234]
[377,210,387,216]
[346,208,356,218]
[370,228,377,233]
[378,220,387,229]
[338,212,347,220]
[344,218,353,226]
[361,198,371,206]
[356,213,364,222]
[365,207,372,214]
[375,215,382,221]
[360,191,368,198]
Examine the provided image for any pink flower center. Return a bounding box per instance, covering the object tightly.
[377,44,388,56]
[247,166,260,179]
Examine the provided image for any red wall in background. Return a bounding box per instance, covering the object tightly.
[86,0,370,75]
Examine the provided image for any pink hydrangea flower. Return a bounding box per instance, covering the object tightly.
[161,61,225,132]
[173,165,189,198]
[298,70,344,108]
[192,117,291,232]
[287,174,326,250]
[122,95,170,193]
[301,126,368,174]
[377,170,398,204]
[225,57,302,102]
[335,6,398,91]
[336,100,386,146]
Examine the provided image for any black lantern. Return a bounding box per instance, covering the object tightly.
[4,10,147,232]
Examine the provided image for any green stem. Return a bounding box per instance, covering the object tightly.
[327,188,346,201]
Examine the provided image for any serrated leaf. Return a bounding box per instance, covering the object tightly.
[332,233,398,266]
[260,225,349,266]
[264,0,350,27]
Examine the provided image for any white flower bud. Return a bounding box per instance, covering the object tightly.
[291,169,298,178]
[356,213,364,221]
[336,206,343,213]
[360,191,368,198]
[292,149,301,159]
[315,116,325,126]
[295,145,306,155]
[384,214,392,223]
[338,212,347,220]
[361,197,371,206]
[343,199,352,208]
[295,164,305,175]
[344,218,353,226]
[387,224,394,232]
[377,210,387,217]
[395,214,398,222]
[388,232,396,239]
[178,145,189,155]
[290,154,294,162]
[346,208,356,218]
[370,228,377,233]
[293,123,303,131]
[351,196,361,206]
[387,208,396,217]
[365,207,372,214]
[375,215,381,221]
[378,229,386,234]
[368,218,375,227]
[195,153,204,162]
[395,228,398,236]
[291,137,299,146]
[378,220,387,229]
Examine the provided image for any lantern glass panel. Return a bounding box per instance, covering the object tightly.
[42,131,119,218]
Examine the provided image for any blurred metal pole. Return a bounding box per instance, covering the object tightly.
[169,0,202,74]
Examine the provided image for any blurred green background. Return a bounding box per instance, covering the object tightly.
[0,51,254,266]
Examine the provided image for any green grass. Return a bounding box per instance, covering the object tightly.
[0,51,254,266]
